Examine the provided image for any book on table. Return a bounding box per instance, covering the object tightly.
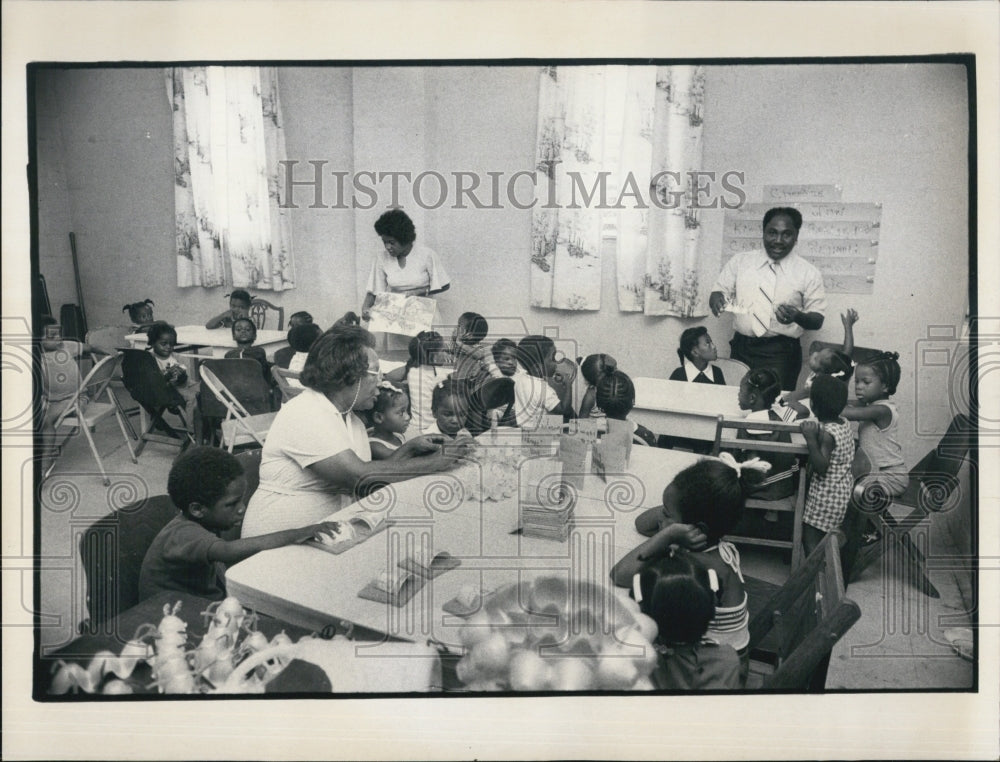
[308,506,392,555]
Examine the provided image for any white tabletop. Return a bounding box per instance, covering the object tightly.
[125,325,288,357]
[226,445,704,646]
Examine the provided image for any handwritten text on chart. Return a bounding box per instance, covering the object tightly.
[762,184,842,202]
[724,217,881,239]
[733,202,882,223]
[722,237,878,258]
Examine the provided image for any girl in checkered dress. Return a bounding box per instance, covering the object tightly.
[800,374,855,557]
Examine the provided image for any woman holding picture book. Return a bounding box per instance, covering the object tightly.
[360,208,451,323]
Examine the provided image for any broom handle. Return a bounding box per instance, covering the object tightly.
[69,232,88,331]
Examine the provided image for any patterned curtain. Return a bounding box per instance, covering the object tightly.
[531,66,607,311]
[531,65,708,316]
[167,67,295,290]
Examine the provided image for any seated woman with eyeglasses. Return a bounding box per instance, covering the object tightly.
[240,327,469,537]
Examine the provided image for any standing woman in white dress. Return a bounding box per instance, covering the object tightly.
[360,209,451,323]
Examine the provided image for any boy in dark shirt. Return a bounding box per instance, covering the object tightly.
[139,446,338,601]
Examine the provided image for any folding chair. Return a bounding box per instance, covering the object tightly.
[120,349,196,456]
[712,414,811,571]
[271,364,305,403]
[44,354,137,485]
[745,534,861,690]
[199,358,275,443]
[77,494,178,633]
[200,364,277,452]
[840,413,973,599]
[249,297,284,330]
[84,325,140,437]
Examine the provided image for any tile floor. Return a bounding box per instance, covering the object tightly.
[33,412,975,690]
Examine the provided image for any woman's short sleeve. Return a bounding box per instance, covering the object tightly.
[365,255,387,295]
[424,245,450,291]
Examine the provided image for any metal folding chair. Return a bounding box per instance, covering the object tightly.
[200,364,277,452]
[45,353,137,485]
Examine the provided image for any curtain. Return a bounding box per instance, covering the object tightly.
[531,66,607,310]
[531,65,709,316]
[167,66,295,291]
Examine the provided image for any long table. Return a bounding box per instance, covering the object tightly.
[125,324,288,359]
[226,445,704,649]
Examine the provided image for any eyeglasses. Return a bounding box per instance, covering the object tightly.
[366,367,383,383]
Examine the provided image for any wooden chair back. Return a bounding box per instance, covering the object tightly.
[747,534,861,690]
[712,414,811,570]
[249,298,285,331]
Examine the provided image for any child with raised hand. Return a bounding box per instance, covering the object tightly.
[595,369,657,446]
[780,308,859,418]
[139,447,339,601]
[612,454,769,679]
[631,550,742,690]
[367,383,411,459]
[205,289,252,330]
[122,299,156,331]
[577,353,616,418]
[147,322,199,429]
[800,374,855,557]
[669,326,725,385]
[841,351,908,545]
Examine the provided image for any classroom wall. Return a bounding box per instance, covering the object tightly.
[34,63,969,465]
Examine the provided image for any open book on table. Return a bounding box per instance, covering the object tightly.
[308,506,392,555]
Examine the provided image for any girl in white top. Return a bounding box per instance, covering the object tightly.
[512,335,575,429]
[423,377,473,440]
[241,328,467,537]
[367,383,410,460]
[384,331,449,435]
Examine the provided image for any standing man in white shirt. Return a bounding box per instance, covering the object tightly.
[709,207,827,391]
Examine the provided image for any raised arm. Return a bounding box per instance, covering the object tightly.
[841,308,858,357]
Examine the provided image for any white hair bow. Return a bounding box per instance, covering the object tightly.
[717,451,771,477]
[829,359,856,380]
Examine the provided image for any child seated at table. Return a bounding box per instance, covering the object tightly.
[669,326,726,385]
[147,322,199,431]
[225,317,269,369]
[779,308,858,418]
[122,299,157,332]
[424,377,472,440]
[205,289,252,330]
[612,454,769,683]
[139,446,339,602]
[489,338,520,426]
[273,310,314,369]
[282,322,321,390]
[735,367,799,502]
[595,369,657,446]
[631,550,741,690]
[367,383,411,459]
[513,335,576,427]
[383,330,447,434]
[577,353,617,419]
